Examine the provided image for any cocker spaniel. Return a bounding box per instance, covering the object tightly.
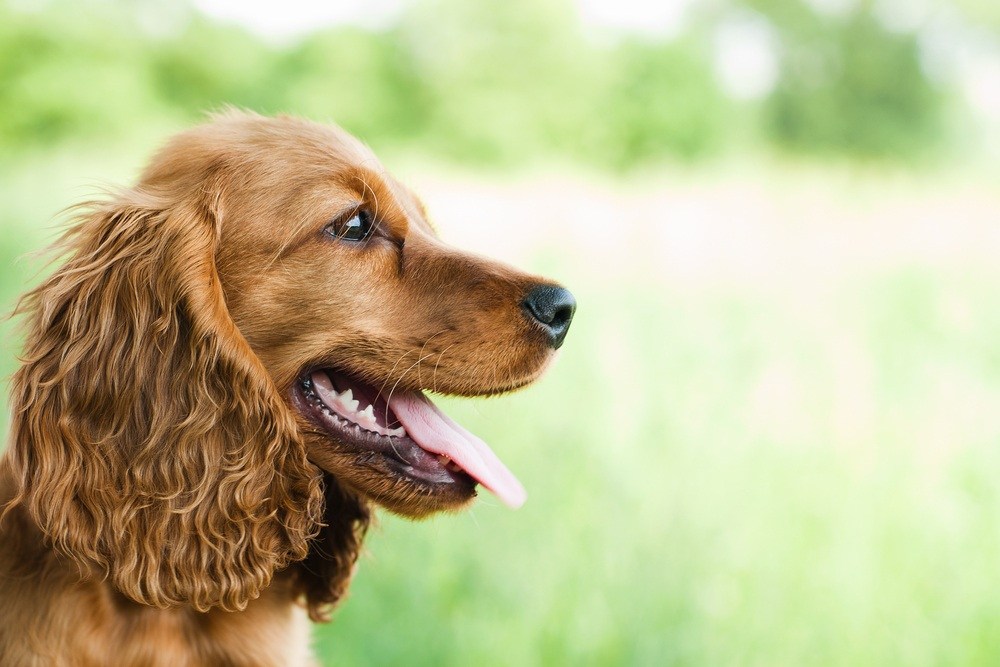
[0,111,574,665]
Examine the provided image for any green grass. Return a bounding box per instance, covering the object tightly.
[3,151,1000,665]
[312,272,1000,666]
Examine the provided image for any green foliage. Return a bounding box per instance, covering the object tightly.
[146,18,280,115]
[593,36,732,166]
[0,0,974,168]
[0,5,162,148]
[952,0,1000,31]
[763,8,942,158]
[393,0,592,163]
[276,26,432,146]
[314,255,1000,666]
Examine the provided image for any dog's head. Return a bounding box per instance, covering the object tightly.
[6,111,573,617]
[192,113,575,515]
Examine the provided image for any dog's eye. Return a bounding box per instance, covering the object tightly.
[325,210,374,242]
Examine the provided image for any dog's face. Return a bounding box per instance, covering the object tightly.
[172,115,574,516]
[8,112,574,615]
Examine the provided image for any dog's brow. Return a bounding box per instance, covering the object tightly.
[349,167,410,239]
[382,177,436,237]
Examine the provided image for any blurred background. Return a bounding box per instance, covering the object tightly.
[2,0,999,664]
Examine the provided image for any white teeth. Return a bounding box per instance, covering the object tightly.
[340,389,359,412]
[437,454,451,465]
[311,380,408,438]
[357,404,377,427]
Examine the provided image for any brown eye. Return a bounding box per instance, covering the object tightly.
[325,210,374,242]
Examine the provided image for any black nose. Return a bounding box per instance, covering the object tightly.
[522,285,576,349]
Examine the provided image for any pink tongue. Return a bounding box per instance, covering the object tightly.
[389,392,527,509]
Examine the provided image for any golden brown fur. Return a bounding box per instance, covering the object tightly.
[0,111,565,665]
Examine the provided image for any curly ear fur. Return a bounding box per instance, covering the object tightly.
[6,186,326,613]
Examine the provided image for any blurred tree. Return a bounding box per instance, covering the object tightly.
[740,0,944,158]
[0,0,968,166]
[591,36,732,167]
[273,26,433,151]
[0,5,163,149]
[146,17,279,116]
[394,0,597,165]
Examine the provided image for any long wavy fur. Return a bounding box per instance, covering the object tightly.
[5,184,330,613]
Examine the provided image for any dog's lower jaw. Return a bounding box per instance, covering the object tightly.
[303,440,478,518]
[292,380,483,516]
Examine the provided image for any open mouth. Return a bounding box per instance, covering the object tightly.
[294,369,526,508]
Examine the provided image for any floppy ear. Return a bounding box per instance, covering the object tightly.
[6,187,324,612]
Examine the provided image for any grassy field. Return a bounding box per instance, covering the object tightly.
[3,151,1000,665]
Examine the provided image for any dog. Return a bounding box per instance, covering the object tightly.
[0,111,574,665]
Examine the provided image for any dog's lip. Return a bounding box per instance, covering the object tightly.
[291,369,527,507]
[293,375,470,487]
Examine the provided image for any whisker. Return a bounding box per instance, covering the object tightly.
[385,346,442,409]
[375,329,442,401]
[415,329,450,388]
[377,348,416,400]
[375,330,446,462]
